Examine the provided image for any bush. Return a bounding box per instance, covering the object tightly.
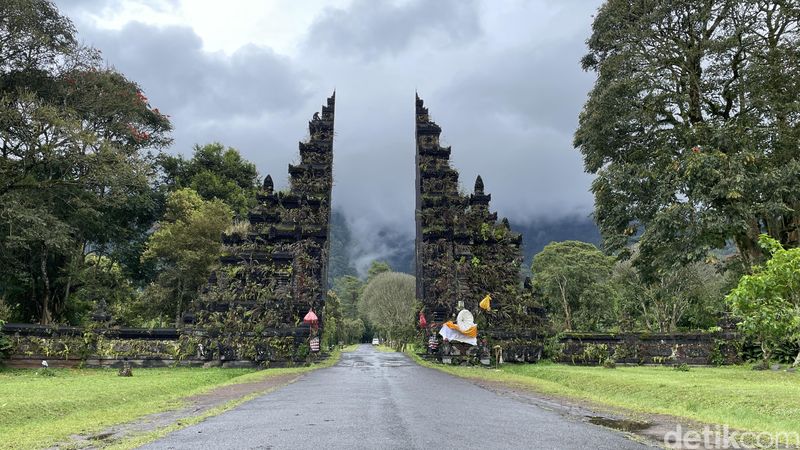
[0,319,12,362]
[726,235,800,367]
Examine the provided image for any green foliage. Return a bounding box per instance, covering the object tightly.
[322,289,365,347]
[66,255,137,325]
[366,260,392,283]
[0,0,171,324]
[616,259,729,333]
[727,235,800,366]
[0,320,11,361]
[158,143,259,216]
[333,275,364,319]
[575,0,800,277]
[140,188,232,325]
[358,272,417,349]
[674,363,691,372]
[532,241,614,331]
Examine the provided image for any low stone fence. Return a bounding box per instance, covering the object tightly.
[556,331,740,366]
[1,323,318,368]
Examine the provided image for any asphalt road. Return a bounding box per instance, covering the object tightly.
[141,345,650,449]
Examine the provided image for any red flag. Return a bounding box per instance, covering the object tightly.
[418,311,428,328]
[303,309,319,327]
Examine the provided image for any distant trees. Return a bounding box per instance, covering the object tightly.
[532,241,614,331]
[575,0,800,277]
[329,261,409,346]
[321,291,365,348]
[532,241,729,333]
[358,272,417,350]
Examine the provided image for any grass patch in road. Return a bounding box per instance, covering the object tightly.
[374,344,397,352]
[410,353,800,444]
[0,352,342,450]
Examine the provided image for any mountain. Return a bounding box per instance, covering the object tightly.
[513,215,602,266]
[327,210,602,284]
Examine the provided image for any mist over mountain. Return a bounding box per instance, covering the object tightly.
[328,209,601,284]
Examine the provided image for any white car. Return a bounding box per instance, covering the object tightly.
[371,338,380,345]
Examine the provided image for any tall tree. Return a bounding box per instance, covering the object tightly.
[158,143,259,216]
[0,0,171,323]
[575,0,800,277]
[141,188,232,326]
[531,241,615,331]
[358,272,416,349]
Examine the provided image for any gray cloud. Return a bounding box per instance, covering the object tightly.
[52,0,604,273]
[61,16,317,184]
[84,22,310,118]
[305,0,482,60]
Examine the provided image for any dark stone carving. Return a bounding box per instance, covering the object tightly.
[414,95,545,359]
[183,93,336,363]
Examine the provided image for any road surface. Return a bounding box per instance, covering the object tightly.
[142,345,650,449]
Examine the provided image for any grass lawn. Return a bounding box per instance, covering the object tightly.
[412,356,800,443]
[0,358,335,450]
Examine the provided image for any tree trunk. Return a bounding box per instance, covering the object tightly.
[175,279,184,328]
[761,340,772,367]
[558,277,572,331]
[62,243,84,317]
[40,249,51,325]
[793,346,800,368]
[735,219,764,272]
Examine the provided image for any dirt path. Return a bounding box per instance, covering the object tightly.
[49,372,304,449]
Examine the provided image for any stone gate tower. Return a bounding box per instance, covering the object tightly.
[414,95,544,360]
[183,94,335,365]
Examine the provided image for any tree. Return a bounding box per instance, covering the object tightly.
[366,260,392,282]
[358,272,416,350]
[158,143,259,216]
[67,254,137,325]
[727,234,800,367]
[0,0,171,323]
[531,241,615,331]
[575,1,800,277]
[141,188,232,326]
[321,290,366,347]
[333,275,364,319]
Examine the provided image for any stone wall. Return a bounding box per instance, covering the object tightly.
[555,331,741,366]
[1,323,319,368]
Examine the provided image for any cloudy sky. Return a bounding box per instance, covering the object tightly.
[54,0,603,271]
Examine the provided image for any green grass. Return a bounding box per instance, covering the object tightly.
[374,344,397,352]
[411,355,800,443]
[0,352,342,450]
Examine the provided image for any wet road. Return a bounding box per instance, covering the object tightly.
[142,345,649,449]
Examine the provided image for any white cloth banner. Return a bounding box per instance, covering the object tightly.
[438,326,477,346]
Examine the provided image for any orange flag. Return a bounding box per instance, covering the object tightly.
[479,294,492,311]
